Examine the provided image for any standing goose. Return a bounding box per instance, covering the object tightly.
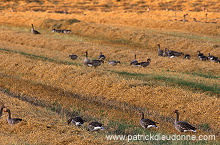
[135,59,151,67]
[88,121,104,131]
[157,44,164,56]
[69,54,78,60]
[31,24,41,34]
[4,109,22,125]
[174,110,196,133]
[139,111,158,128]
[130,54,138,65]
[0,105,6,118]
[108,60,121,66]
[98,52,106,60]
[83,51,91,66]
[67,116,84,126]
[197,51,204,58]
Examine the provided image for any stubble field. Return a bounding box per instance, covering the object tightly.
[0,0,219,144]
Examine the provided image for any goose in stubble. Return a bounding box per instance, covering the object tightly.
[83,51,91,66]
[197,51,204,58]
[135,59,151,67]
[108,60,120,66]
[69,54,78,60]
[98,52,106,60]
[139,111,158,128]
[87,59,104,68]
[157,44,164,56]
[88,121,104,131]
[174,110,196,133]
[67,116,84,126]
[4,109,22,125]
[0,105,6,118]
[31,24,41,34]
[130,54,138,65]
[183,54,191,59]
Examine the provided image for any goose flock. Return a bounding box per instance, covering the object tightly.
[158,44,219,63]
[0,105,197,133]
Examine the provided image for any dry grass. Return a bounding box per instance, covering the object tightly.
[0,1,219,144]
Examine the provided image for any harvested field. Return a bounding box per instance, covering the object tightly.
[0,0,219,144]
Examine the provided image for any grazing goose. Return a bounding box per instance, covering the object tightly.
[163,48,169,57]
[135,59,151,67]
[83,51,91,66]
[157,44,164,56]
[139,111,158,128]
[183,54,191,59]
[168,50,183,58]
[4,109,22,125]
[174,110,196,133]
[69,54,78,60]
[98,52,106,60]
[88,121,104,131]
[108,60,121,66]
[31,24,41,34]
[87,60,104,68]
[67,116,84,126]
[208,53,218,62]
[130,54,138,65]
[199,55,207,61]
[0,105,5,118]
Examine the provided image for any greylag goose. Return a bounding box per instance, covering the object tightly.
[183,54,191,59]
[67,116,84,126]
[31,24,41,34]
[108,60,120,66]
[87,60,104,68]
[135,59,151,67]
[88,121,104,131]
[69,54,78,60]
[197,51,204,58]
[4,109,22,125]
[208,53,218,62]
[174,110,196,133]
[157,44,164,56]
[139,112,158,128]
[199,55,207,61]
[0,105,5,118]
[130,54,138,65]
[83,51,91,66]
[98,52,106,60]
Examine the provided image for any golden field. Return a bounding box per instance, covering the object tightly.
[0,0,219,144]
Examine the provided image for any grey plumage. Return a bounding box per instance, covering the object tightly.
[69,54,78,60]
[31,24,40,34]
[139,112,158,129]
[67,116,84,126]
[135,59,151,67]
[108,60,120,66]
[88,121,104,131]
[130,54,138,65]
[4,109,22,125]
[174,110,196,133]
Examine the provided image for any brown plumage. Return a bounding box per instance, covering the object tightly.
[139,112,158,128]
[174,110,196,133]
